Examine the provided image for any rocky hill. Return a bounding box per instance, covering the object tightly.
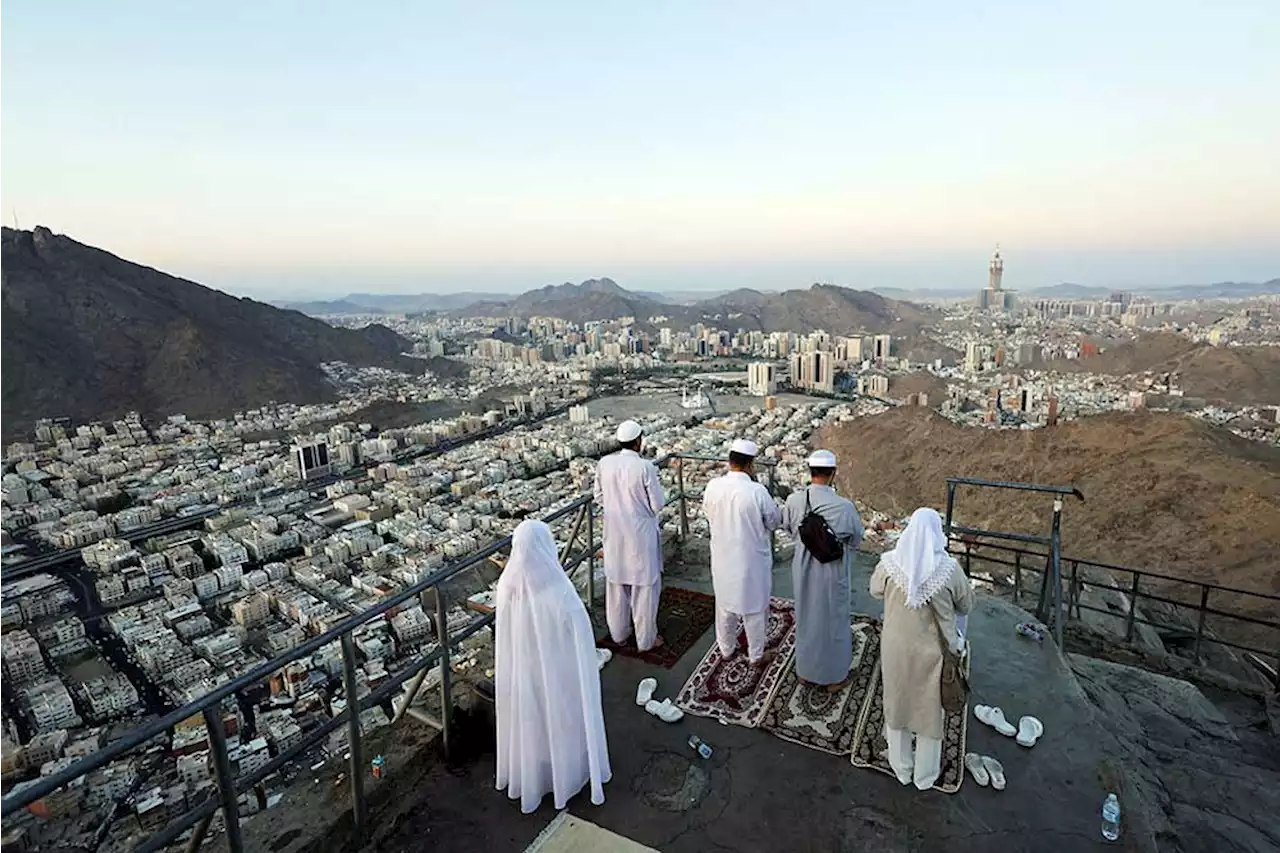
[508,277,654,323]
[456,278,947,355]
[1,227,419,436]
[1048,332,1280,405]
[819,407,1280,597]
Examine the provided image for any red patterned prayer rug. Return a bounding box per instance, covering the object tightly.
[673,597,796,728]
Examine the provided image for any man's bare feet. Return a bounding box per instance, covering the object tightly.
[639,635,665,653]
[824,679,850,693]
[750,649,776,668]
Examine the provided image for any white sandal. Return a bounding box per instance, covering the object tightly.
[964,753,989,786]
[645,698,684,723]
[596,648,613,671]
[981,756,1006,790]
[1016,715,1044,747]
[635,677,657,706]
[973,705,1016,737]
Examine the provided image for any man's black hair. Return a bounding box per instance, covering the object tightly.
[728,451,755,469]
[809,466,836,480]
[621,437,642,452]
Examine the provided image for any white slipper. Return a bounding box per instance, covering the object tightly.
[1016,716,1044,748]
[596,648,612,671]
[635,677,657,706]
[645,699,684,723]
[964,753,989,787]
[974,705,1016,737]
[981,756,1006,790]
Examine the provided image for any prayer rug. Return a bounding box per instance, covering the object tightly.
[758,619,879,755]
[673,597,796,728]
[597,585,717,669]
[849,624,970,795]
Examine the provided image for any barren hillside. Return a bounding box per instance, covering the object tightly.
[1048,332,1280,405]
[819,407,1280,596]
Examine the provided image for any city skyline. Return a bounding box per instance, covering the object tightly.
[4,1,1280,298]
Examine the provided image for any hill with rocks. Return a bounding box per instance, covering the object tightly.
[1,227,419,437]
[1047,332,1280,405]
[819,406,1280,596]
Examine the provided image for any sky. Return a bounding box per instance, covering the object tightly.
[4,1,1279,298]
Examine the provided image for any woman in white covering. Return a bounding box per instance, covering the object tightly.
[495,519,611,813]
[870,507,973,790]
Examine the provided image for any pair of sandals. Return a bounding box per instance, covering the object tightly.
[964,753,1006,790]
[973,705,1044,747]
[636,677,683,723]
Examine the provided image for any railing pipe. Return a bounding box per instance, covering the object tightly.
[340,632,367,846]
[203,706,244,853]
[1194,586,1210,663]
[1125,574,1141,642]
[435,588,454,761]
[587,502,597,616]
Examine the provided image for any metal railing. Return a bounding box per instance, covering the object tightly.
[944,476,1084,646]
[1,495,600,853]
[949,536,1280,682]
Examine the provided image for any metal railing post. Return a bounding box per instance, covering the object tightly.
[1194,585,1210,663]
[1125,574,1140,642]
[586,502,596,615]
[944,482,956,534]
[560,503,587,565]
[677,456,689,540]
[203,706,243,853]
[340,633,367,846]
[1070,560,1081,620]
[435,589,453,760]
[1049,498,1064,646]
[1013,551,1022,604]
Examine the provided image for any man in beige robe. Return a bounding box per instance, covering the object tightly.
[870,507,973,790]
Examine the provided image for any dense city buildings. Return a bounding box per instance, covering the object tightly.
[1,245,1276,851]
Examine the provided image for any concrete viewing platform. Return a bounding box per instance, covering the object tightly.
[236,549,1280,853]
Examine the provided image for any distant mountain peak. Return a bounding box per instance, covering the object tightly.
[1,227,417,437]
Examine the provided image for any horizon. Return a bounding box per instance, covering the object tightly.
[4,1,1279,298]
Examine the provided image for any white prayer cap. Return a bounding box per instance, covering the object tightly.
[807,450,837,468]
[616,420,643,443]
[730,438,758,457]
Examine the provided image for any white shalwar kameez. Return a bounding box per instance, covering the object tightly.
[593,448,664,650]
[702,470,782,661]
[495,520,611,813]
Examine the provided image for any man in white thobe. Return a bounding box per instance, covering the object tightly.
[593,420,665,651]
[702,439,782,665]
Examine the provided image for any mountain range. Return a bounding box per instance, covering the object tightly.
[281,277,1279,318]
[1,227,419,437]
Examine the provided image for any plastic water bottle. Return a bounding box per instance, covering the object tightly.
[1101,793,1121,841]
[687,735,713,759]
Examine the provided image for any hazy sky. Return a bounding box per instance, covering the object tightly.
[4,1,1278,298]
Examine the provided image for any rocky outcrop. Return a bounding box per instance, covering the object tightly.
[1070,655,1280,853]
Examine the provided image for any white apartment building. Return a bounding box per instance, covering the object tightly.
[747,363,777,397]
[2,630,47,684]
[391,605,432,648]
[77,673,140,720]
[21,678,83,733]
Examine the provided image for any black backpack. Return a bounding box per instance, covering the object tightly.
[798,488,844,563]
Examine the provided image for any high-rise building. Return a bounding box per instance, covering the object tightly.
[789,351,834,393]
[292,439,331,481]
[873,335,892,360]
[965,341,983,373]
[746,363,777,397]
[977,246,1013,311]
